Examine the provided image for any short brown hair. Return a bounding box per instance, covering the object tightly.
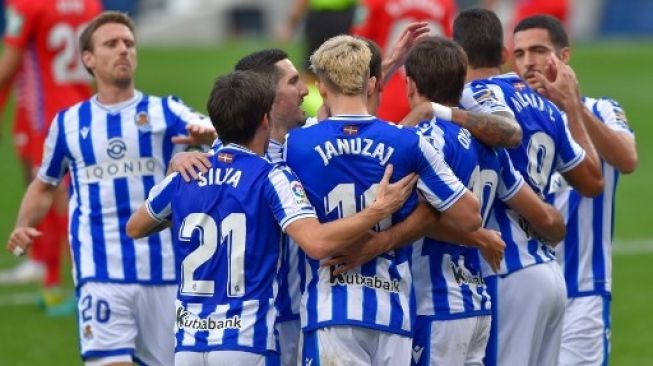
[79,11,135,53]
[405,37,468,106]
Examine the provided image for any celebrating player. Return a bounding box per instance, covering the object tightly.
[6,11,215,366]
[453,8,603,366]
[127,69,417,365]
[512,15,638,365]
[284,34,481,365]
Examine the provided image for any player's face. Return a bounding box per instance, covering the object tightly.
[86,23,137,88]
[270,59,308,132]
[513,28,556,90]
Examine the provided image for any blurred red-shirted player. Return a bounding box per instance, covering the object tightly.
[483,0,569,29]
[0,0,101,311]
[353,0,457,123]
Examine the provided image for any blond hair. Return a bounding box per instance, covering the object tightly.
[310,35,371,96]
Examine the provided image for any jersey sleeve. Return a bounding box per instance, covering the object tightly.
[166,95,213,130]
[496,148,525,201]
[554,113,586,173]
[595,98,633,135]
[414,134,467,211]
[460,83,515,117]
[3,1,38,49]
[145,172,179,222]
[37,112,70,186]
[265,165,318,232]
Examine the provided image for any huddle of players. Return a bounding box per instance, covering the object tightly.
[128,7,637,366]
[10,7,628,366]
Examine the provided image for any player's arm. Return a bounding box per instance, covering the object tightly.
[126,204,170,239]
[168,96,217,146]
[0,44,23,130]
[286,165,418,260]
[324,202,505,274]
[6,179,57,256]
[126,173,177,239]
[575,100,637,174]
[400,102,522,148]
[534,57,603,196]
[381,22,431,86]
[504,184,565,244]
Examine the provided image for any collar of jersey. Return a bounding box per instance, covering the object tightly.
[329,114,375,121]
[91,91,143,114]
[218,143,258,156]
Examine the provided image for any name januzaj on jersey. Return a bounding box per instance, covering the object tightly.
[314,138,395,166]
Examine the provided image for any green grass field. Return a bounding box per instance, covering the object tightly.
[0,40,652,365]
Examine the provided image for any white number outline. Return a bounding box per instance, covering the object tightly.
[325,183,392,232]
[48,22,91,84]
[525,132,555,196]
[468,166,498,225]
[178,213,246,297]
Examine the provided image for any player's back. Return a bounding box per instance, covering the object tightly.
[5,0,101,132]
[412,118,523,318]
[462,72,585,275]
[162,145,310,354]
[285,114,465,336]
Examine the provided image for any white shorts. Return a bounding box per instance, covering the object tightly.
[276,319,300,366]
[302,326,411,366]
[559,295,611,366]
[485,261,567,366]
[412,315,491,366]
[175,350,279,366]
[78,282,176,366]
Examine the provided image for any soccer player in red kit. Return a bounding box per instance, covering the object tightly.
[353,0,457,123]
[0,0,102,312]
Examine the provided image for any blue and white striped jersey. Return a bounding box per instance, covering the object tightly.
[552,97,633,297]
[284,115,467,336]
[38,91,210,286]
[412,118,524,320]
[212,138,306,323]
[461,73,586,276]
[146,144,317,354]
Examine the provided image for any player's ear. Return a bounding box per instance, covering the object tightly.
[405,76,417,99]
[261,112,270,130]
[82,51,94,72]
[559,46,571,64]
[367,76,377,97]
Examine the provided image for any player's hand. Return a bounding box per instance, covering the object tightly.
[168,151,212,182]
[322,231,390,275]
[171,123,218,146]
[372,165,418,218]
[383,22,431,85]
[534,55,581,112]
[476,229,505,273]
[7,227,42,257]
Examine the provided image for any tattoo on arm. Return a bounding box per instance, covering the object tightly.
[454,110,522,148]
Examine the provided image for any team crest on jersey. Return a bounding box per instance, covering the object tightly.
[290,181,309,206]
[134,111,150,130]
[343,125,359,135]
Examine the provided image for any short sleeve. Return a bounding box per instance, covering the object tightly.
[265,165,317,232]
[146,172,179,222]
[460,82,515,118]
[594,98,633,135]
[37,112,70,186]
[554,113,586,173]
[414,134,467,211]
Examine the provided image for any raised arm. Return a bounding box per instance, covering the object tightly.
[7,179,58,256]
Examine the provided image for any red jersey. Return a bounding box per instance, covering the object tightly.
[515,0,569,25]
[354,0,457,123]
[3,0,101,144]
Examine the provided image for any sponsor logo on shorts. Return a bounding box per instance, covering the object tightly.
[329,266,400,293]
[176,306,242,331]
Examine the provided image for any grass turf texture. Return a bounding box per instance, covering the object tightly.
[0,40,651,364]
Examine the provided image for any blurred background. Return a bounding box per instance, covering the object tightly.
[0,0,651,364]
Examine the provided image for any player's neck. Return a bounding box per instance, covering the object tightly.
[466,66,502,83]
[326,94,369,116]
[96,84,136,105]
